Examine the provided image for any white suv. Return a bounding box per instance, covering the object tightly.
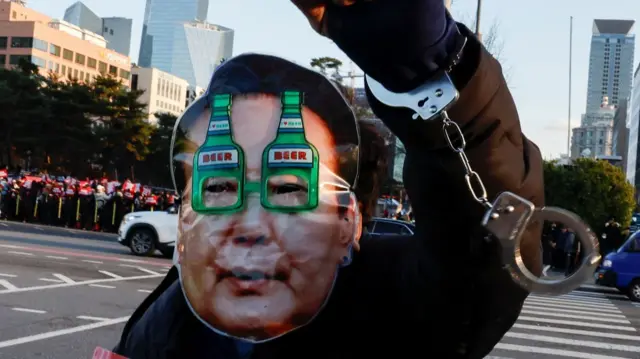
[117,205,178,257]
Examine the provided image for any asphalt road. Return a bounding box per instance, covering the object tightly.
[2,221,640,358]
[0,220,169,359]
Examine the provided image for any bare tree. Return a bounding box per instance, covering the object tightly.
[450,1,511,83]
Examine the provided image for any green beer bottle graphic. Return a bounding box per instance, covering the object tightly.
[191,93,245,213]
[261,91,319,211]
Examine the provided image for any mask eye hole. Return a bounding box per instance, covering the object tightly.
[266,175,309,207]
[202,176,239,208]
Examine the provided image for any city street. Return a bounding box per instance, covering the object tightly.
[2,222,640,358]
[0,221,168,359]
[488,284,640,358]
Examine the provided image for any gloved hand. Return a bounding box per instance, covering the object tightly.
[290,0,457,91]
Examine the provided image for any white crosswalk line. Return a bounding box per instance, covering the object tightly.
[490,287,640,358]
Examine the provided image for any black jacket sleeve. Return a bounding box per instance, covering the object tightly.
[364,24,544,358]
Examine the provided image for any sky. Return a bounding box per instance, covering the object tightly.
[26,0,640,159]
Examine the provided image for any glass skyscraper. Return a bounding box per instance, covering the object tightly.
[63,1,133,56]
[139,0,233,88]
[585,19,635,113]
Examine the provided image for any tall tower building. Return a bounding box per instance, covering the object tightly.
[138,0,233,88]
[585,19,635,114]
[63,1,133,56]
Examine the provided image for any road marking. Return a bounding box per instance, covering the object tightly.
[118,258,144,263]
[12,307,46,314]
[76,315,111,322]
[565,291,629,300]
[0,280,18,290]
[0,244,24,249]
[45,256,68,260]
[0,223,8,227]
[526,297,618,309]
[494,343,629,359]
[52,274,75,284]
[35,227,44,231]
[505,331,640,352]
[65,229,75,234]
[0,316,129,348]
[82,260,103,264]
[0,243,169,268]
[0,273,162,294]
[580,284,621,292]
[522,304,626,318]
[120,264,160,275]
[523,301,621,313]
[7,251,34,256]
[520,309,630,324]
[518,316,636,331]
[555,294,613,303]
[0,273,17,278]
[89,284,116,289]
[98,270,123,279]
[512,323,640,341]
[39,278,64,283]
[137,289,152,293]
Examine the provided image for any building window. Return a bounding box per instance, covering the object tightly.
[12,11,16,19]
[87,57,97,69]
[10,37,33,48]
[119,69,130,80]
[85,72,90,82]
[33,38,47,52]
[73,69,78,79]
[109,29,114,35]
[67,67,72,78]
[9,55,30,65]
[0,37,7,49]
[131,74,138,90]
[0,54,6,65]
[49,44,61,57]
[104,27,108,33]
[61,65,66,74]
[62,49,73,61]
[98,61,107,74]
[31,56,46,68]
[79,71,84,81]
[75,53,85,65]
[108,65,118,76]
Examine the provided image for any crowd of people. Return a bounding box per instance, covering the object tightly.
[0,169,177,233]
[541,218,626,277]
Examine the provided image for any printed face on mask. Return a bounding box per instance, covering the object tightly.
[177,94,357,341]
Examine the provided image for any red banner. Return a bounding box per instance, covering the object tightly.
[0,169,7,178]
[92,347,128,359]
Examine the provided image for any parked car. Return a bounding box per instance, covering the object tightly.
[366,217,415,237]
[117,205,178,257]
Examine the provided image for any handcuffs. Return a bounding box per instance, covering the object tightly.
[364,36,601,296]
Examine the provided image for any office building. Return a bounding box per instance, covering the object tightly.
[612,99,629,172]
[585,19,635,113]
[63,1,132,56]
[131,66,188,124]
[0,1,132,85]
[627,64,640,188]
[186,85,205,107]
[571,97,616,158]
[139,0,234,88]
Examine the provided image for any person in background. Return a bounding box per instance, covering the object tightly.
[564,227,580,276]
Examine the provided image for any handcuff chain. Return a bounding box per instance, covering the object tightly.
[441,111,492,210]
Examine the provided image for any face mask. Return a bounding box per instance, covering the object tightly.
[171,54,361,343]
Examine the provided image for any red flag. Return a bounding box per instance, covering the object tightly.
[92,347,128,359]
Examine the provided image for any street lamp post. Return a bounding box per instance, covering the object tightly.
[475,0,482,41]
